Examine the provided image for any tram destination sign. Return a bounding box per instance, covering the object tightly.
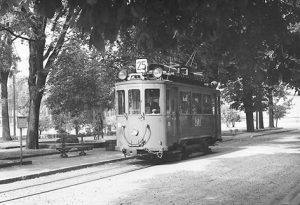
[136,59,148,73]
[17,116,28,128]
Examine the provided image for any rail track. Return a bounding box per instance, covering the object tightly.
[0,158,154,204]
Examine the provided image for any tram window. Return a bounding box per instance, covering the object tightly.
[217,96,221,115]
[192,93,202,114]
[179,92,191,114]
[212,95,216,115]
[145,89,160,114]
[203,95,212,114]
[166,90,170,114]
[128,89,141,114]
[117,90,125,115]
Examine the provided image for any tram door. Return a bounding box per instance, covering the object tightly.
[166,87,179,144]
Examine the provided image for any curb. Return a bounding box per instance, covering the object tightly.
[0,160,32,168]
[222,129,295,142]
[252,129,296,138]
[1,151,60,161]
[0,156,134,185]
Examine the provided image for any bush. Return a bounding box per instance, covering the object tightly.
[221,106,241,128]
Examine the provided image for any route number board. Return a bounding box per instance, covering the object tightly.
[136,59,148,73]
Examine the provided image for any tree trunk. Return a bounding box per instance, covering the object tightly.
[25,9,74,148]
[27,92,43,149]
[259,110,264,129]
[276,119,278,128]
[255,111,258,130]
[242,81,255,132]
[245,110,254,132]
[267,89,275,128]
[75,125,79,135]
[0,71,12,141]
[26,35,47,149]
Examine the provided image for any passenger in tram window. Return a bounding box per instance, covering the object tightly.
[145,89,160,114]
[150,100,160,114]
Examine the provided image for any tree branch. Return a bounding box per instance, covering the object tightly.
[0,25,34,42]
[44,7,80,70]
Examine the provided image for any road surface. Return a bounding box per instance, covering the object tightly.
[1,129,300,205]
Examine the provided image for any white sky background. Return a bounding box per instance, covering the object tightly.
[13,39,29,78]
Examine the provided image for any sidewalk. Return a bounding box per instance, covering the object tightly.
[0,135,129,184]
[0,128,295,185]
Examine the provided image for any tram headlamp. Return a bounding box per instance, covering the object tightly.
[118,70,128,80]
[211,81,218,88]
[153,67,163,78]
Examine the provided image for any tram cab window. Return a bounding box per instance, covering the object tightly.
[128,89,141,114]
[192,93,202,114]
[179,92,191,114]
[203,95,212,114]
[145,89,160,114]
[117,90,125,115]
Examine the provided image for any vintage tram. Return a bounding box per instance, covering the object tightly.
[115,59,221,159]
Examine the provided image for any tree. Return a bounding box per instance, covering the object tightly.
[38,115,52,135]
[269,84,294,127]
[0,30,19,141]
[273,99,293,127]
[0,2,80,148]
[46,40,116,135]
[2,0,300,137]
[221,105,241,128]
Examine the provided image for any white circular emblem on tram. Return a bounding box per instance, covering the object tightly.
[131,129,139,136]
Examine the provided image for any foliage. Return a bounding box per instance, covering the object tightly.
[221,105,241,128]
[270,84,294,127]
[1,0,300,137]
[46,40,117,133]
[38,115,52,134]
[273,99,293,127]
[0,0,82,148]
[8,76,29,115]
[0,30,20,141]
[51,112,69,134]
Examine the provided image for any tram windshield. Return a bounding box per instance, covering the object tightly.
[128,89,141,114]
[145,89,160,114]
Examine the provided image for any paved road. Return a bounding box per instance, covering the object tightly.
[1,129,300,205]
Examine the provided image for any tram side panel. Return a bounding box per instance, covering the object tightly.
[176,87,220,146]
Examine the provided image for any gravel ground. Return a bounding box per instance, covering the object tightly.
[2,130,300,205]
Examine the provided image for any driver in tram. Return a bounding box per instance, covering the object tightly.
[150,100,160,114]
[146,97,160,114]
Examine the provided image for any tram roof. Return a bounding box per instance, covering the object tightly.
[116,63,217,89]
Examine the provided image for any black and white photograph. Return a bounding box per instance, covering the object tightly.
[0,0,300,204]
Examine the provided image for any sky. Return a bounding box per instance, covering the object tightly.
[13,39,29,77]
